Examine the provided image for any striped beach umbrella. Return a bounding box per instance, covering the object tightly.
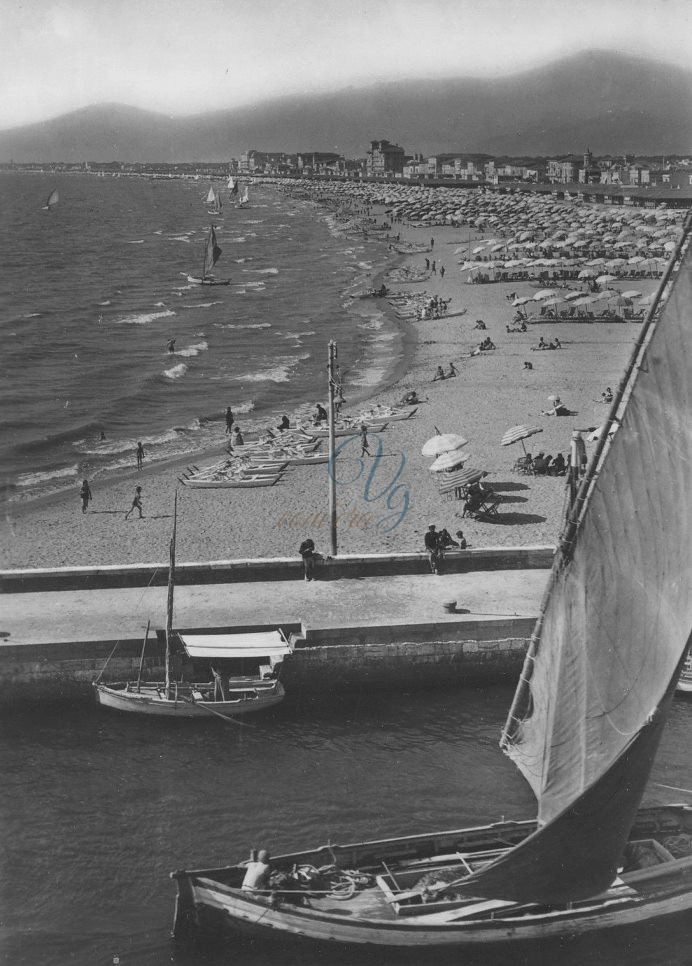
[422,433,468,458]
[501,425,543,455]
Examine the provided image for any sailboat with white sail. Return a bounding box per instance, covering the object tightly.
[171,214,692,946]
[236,183,250,208]
[187,225,230,286]
[93,495,291,719]
[205,185,222,215]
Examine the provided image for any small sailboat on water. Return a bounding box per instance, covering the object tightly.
[93,496,291,719]
[228,176,238,200]
[187,225,230,286]
[42,188,59,211]
[205,185,222,215]
[171,215,692,946]
[236,183,249,208]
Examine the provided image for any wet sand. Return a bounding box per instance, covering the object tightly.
[1,201,658,569]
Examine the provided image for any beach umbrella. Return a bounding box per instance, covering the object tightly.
[429,449,473,472]
[443,465,488,487]
[501,424,543,454]
[578,268,596,279]
[533,289,559,300]
[621,289,642,298]
[422,433,468,458]
[512,296,533,306]
[563,291,583,301]
[596,274,618,285]
[607,294,630,307]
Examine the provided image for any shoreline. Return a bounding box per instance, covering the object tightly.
[2,190,660,569]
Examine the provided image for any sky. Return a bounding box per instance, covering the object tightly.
[1,0,690,130]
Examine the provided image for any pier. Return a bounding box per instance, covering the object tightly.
[0,548,550,706]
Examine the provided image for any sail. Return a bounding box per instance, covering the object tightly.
[45,189,59,209]
[202,226,222,278]
[456,216,692,903]
[205,186,216,205]
[227,176,235,191]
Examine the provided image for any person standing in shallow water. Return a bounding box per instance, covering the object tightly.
[225,407,234,434]
[136,441,145,470]
[80,479,92,514]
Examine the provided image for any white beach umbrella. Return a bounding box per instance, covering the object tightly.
[421,433,468,458]
[621,290,642,299]
[429,449,473,472]
[533,289,559,301]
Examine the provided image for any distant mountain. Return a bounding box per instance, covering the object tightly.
[1,51,690,162]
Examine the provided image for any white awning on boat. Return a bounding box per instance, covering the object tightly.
[180,631,291,659]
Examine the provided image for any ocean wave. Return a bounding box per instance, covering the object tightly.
[234,353,309,384]
[98,300,111,306]
[170,235,192,243]
[128,239,145,244]
[241,219,264,224]
[113,308,176,325]
[74,428,182,455]
[243,268,279,275]
[357,261,374,270]
[16,464,79,487]
[244,282,266,289]
[164,362,188,380]
[359,317,385,331]
[22,312,42,318]
[176,340,208,357]
[230,237,246,243]
[215,322,271,330]
[181,301,222,310]
[154,301,166,307]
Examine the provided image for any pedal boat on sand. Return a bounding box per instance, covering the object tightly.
[170,213,692,946]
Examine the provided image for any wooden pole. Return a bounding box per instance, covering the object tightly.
[328,340,338,557]
[136,620,150,693]
[165,491,178,697]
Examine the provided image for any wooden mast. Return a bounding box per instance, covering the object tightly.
[165,491,178,697]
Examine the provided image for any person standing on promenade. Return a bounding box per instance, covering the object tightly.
[79,479,92,514]
[225,407,234,434]
[424,524,442,575]
[125,485,144,520]
[136,441,145,470]
[360,423,370,457]
[299,538,316,581]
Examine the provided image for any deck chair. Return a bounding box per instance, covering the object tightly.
[476,499,501,519]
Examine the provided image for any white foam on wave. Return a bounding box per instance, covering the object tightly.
[349,366,388,388]
[181,301,222,310]
[154,301,166,307]
[164,362,188,380]
[215,321,271,330]
[170,235,192,243]
[74,428,181,455]
[114,308,176,325]
[22,312,42,318]
[16,464,79,487]
[234,353,309,384]
[230,236,246,243]
[359,317,385,331]
[241,219,264,224]
[128,239,145,244]
[244,282,266,289]
[176,340,208,357]
[98,300,111,306]
[243,267,279,275]
[357,261,374,270]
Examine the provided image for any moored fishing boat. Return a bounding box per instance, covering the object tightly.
[94,496,292,717]
[171,215,692,947]
[676,650,692,694]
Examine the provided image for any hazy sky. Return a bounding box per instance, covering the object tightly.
[1,0,690,130]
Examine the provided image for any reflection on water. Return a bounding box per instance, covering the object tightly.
[1,688,691,966]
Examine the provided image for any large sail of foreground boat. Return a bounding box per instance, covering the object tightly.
[202,226,222,279]
[455,212,692,904]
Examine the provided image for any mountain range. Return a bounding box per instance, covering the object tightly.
[1,51,690,163]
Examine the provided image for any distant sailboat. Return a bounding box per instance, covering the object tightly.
[42,188,59,211]
[187,225,230,286]
[205,186,222,215]
[228,176,238,199]
[236,184,249,208]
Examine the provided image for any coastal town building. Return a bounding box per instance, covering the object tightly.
[365,140,406,178]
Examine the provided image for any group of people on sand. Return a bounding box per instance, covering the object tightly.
[432,362,458,381]
[79,480,145,519]
[424,524,468,575]
[542,396,570,417]
[534,336,562,351]
[527,452,567,476]
[471,337,496,355]
[419,295,450,320]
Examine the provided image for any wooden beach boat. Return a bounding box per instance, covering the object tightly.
[181,474,281,488]
[308,421,389,438]
[171,215,692,947]
[94,496,292,719]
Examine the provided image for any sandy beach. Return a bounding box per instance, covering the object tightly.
[1,193,659,569]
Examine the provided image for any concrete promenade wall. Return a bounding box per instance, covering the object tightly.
[0,546,554,593]
[0,616,534,708]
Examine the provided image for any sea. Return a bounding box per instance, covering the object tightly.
[0,172,405,504]
[1,688,692,966]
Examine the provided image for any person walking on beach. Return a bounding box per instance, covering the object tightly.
[225,407,234,434]
[136,441,145,470]
[431,261,436,275]
[424,524,442,575]
[79,479,92,514]
[360,423,370,457]
[167,339,176,353]
[440,265,445,279]
[430,237,434,249]
[425,257,430,270]
[299,537,316,581]
[125,486,144,520]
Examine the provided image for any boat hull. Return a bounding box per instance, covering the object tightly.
[171,806,692,948]
[94,681,284,717]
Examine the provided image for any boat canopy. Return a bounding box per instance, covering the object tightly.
[180,630,291,660]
